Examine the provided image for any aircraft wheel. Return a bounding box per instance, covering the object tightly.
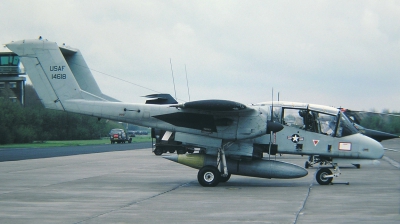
[197,166,220,187]
[177,148,186,154]
[353,164,361,169]
[154,148,163,156]
[305,161,310,169]
[315,168,333,185]
[220,173,231,183]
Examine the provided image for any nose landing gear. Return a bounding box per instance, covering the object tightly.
[315,164,341,185]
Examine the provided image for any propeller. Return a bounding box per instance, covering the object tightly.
[267,89,284,159]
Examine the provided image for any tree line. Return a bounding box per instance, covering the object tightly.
[0,85,124,144]
[360,113,400,136]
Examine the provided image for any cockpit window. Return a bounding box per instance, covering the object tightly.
[335,112,359,137]
[282,108,305,129]
[317,113,337,136]
[281,108,356,137]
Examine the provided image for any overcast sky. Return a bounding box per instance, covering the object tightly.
[1,0,399,112]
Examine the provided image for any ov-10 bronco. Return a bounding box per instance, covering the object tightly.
[6,38,384,187]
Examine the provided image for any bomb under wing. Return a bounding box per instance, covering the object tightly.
[164,154,308,179]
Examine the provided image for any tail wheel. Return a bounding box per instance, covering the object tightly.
[316,168,333,185]
[197,166,221,187]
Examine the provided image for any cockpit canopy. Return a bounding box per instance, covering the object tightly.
[256,101,358,137]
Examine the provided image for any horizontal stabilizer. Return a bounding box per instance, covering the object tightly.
[144,94,178,104]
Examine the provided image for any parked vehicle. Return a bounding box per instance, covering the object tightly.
[109,128,132,144]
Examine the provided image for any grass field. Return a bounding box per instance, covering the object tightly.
[0,136,152,148]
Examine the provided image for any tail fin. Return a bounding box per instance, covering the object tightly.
[61,46,119,102]
[6,39,112,110]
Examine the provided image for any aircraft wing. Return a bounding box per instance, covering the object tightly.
[154,99,255,134]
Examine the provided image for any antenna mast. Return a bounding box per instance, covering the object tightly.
[185,64,191,102]
[169,58,177,100]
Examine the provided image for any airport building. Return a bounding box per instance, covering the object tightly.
[0,51,25,105]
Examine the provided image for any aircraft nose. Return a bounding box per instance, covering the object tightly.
[362,135,385,159]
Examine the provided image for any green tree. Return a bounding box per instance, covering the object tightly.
[0,85,128,144]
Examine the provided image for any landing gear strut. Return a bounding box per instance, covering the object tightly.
[197,142,231,187]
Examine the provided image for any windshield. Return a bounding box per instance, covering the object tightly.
[281,108,358,137]
[336,112,359,137]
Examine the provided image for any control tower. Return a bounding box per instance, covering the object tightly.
[0,51,25,105]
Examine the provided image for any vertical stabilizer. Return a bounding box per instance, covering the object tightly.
[61,47,118,102]
[6,39,106,110]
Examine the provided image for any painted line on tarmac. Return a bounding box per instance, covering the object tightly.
[293,180,314,224]
[74,181,193,224]
[383,156,400,169]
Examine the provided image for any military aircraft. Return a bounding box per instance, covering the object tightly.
[6,38,385,186]
[340,108,399,142]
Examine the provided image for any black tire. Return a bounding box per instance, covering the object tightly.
[154,148,163,156]
[177,148,186,154]
[197,166,221,187]
[353,164,360,169]
[305,161,310,169]
[220,173,231,183]
[168,149,175,153]
[316,168,333,185]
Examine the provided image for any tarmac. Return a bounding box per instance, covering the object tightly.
[0,139,399,224]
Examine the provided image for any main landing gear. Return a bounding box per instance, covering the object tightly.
[197,166,221,187]
[197,144,231,187]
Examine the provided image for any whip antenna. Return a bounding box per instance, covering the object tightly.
[185,64,191,101]
[169,58,177,100]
